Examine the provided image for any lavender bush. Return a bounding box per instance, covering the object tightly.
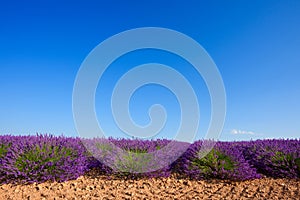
[83,138,174,179]
[241,139,300,178]
[0,136,13,183]
[174,141,261,181]
[0,134,89,184]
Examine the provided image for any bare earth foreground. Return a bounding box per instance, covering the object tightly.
[1,169,299,200]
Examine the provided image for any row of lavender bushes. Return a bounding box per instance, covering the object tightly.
[0,134,299,184]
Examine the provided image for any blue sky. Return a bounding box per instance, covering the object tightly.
[0,0,299,141]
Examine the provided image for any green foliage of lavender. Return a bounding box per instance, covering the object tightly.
[191,148,235,177]
[0,144,10,159]
[112,150,155,178]
[14,144,76,177]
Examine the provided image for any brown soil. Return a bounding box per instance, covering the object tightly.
[0,169,299,200]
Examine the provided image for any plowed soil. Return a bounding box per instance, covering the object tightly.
[0,169,299,200]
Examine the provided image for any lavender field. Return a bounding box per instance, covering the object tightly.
[0,134,299,185]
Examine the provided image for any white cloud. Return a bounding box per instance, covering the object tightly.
[231,129,255,135]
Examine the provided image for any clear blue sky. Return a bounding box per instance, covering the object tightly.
[1,0,299,141]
